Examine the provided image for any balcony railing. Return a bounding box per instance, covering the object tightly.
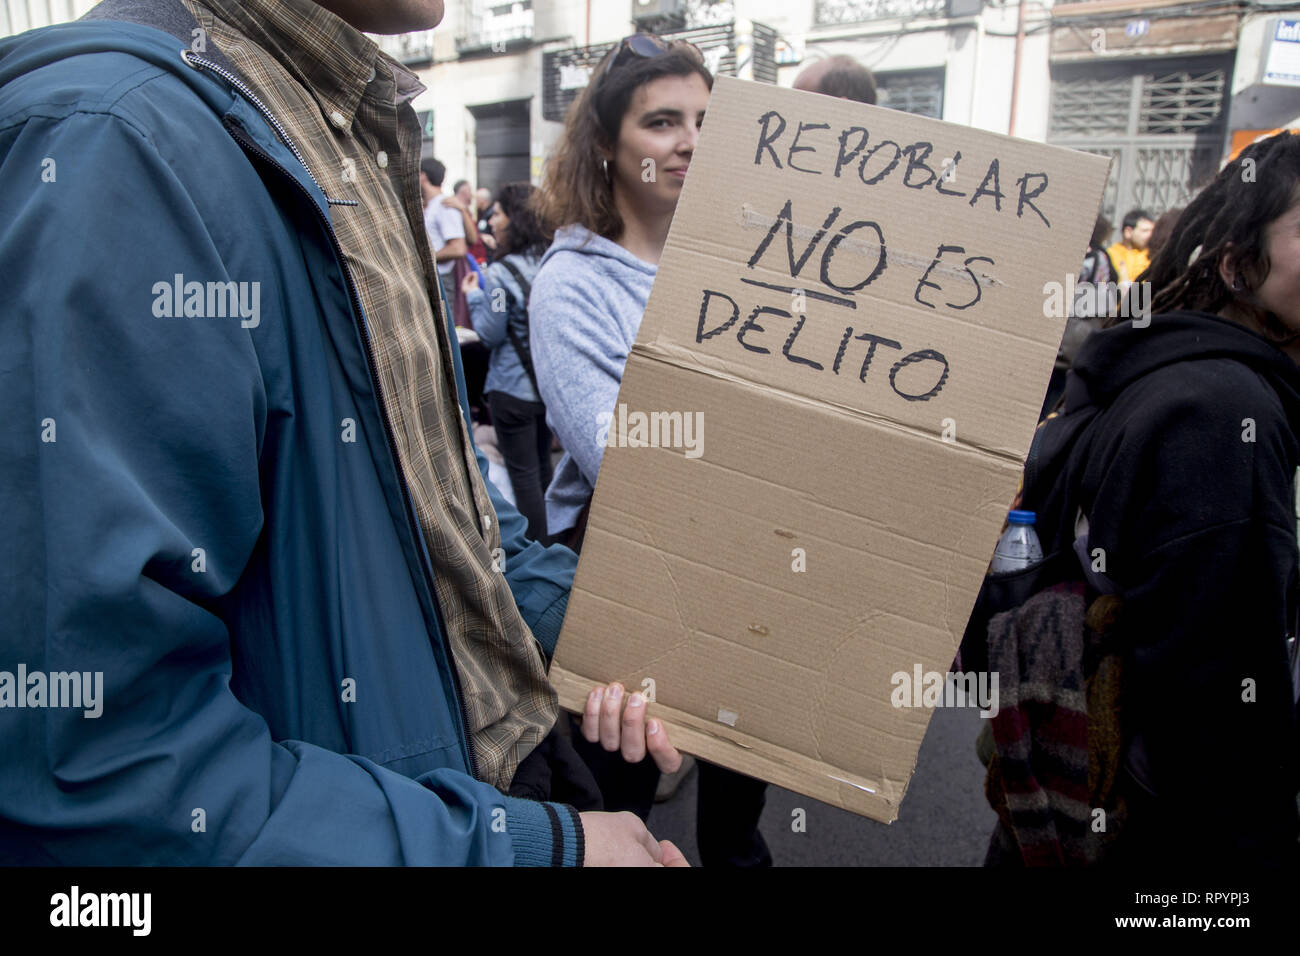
[543,21,778,122]
[633,0,737,33]
[375,31,435,67]
[1050,0,1199,7]
[457,0,534,55]
[814,0,947,24]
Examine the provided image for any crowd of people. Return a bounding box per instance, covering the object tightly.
[0,0,1296,868]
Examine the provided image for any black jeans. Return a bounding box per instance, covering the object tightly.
[696,762,773,868]
[569,713,661,821]
[487,390,553,545]
[570,713,773,866]
[510,714,605,812]
[460,341,490,420]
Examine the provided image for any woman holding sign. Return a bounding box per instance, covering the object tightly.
[530,34,773,867]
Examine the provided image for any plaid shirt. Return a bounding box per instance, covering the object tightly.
[181,0,557,790]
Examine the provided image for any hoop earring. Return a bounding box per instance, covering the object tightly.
[1232,276,1243,292]
[601,158,610,182]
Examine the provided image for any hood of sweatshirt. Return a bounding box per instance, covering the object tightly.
[538,223,659,279]
[1068,310,1300,424]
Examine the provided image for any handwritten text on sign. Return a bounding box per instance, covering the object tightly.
[691,108,1054,404]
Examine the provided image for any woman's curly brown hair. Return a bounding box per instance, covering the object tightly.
[532,38,712,244]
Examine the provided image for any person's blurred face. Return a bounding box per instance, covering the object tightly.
[1249,189,1300,334]
[455,182,473,205]
[312,0,444,33]
[608,72,710,221]
[488,203,509,243]
[475,188,492,212]
[1126,218,1155,249]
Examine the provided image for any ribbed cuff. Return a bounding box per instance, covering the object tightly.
[530,590,569,662]
[500,795,584,867]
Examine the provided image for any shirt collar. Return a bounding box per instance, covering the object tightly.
[198,0,425,127]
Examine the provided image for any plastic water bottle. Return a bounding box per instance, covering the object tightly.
[990,509,1043,573]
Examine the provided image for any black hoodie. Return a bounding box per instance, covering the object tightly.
[1024,310,1300,865]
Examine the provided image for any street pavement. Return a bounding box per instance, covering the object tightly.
[645,703,998,866]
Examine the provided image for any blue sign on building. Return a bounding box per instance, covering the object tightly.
[1263,19,1300,87]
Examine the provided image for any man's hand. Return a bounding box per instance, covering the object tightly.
[579,683,682,773]
[441,195,467,211]
[579,811,690,866]
[461,271,479,293]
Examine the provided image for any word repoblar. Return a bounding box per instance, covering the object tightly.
[753,110,1053,229]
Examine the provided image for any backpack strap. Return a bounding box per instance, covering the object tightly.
[959,400,1106,670]
[498,257,531,304]
[495,257,540,398]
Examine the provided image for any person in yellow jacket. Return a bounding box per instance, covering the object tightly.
[1108,208,1156,287]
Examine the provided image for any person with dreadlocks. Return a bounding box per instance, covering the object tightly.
[1002,130,1300,866]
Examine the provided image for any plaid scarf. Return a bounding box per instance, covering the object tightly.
[984,584,1126,865]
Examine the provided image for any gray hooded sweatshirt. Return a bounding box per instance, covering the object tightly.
[529,224,657,536]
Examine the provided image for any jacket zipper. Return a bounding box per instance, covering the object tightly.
[194,58,481,781]
[182,50,358,208]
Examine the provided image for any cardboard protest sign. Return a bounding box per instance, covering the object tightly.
[549,76,1111,822]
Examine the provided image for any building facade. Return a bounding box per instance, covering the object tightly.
[1042,0,1300,223]
[3,0,1297,223]
[375,0,1299,226]
[2,0,96,34]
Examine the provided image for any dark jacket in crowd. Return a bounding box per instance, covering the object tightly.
[1023,310,1300,865]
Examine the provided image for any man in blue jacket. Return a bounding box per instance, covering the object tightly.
[0,0,683,865]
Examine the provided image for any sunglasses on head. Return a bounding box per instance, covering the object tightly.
[601,33,703,80]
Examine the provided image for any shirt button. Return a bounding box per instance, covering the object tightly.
[330,110,347,129]
[376,150,388,168]
[367,63,377,83]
